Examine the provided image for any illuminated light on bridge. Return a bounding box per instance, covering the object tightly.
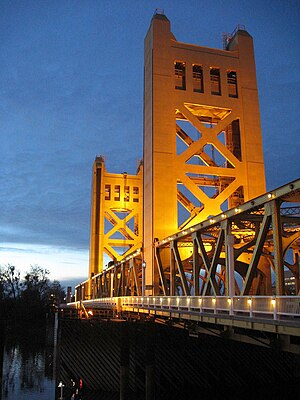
[271,298,276,307]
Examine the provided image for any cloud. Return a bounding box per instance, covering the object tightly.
[0,242,88,281]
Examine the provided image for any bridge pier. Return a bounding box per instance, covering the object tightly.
[145,323,155,400]
[57,315,300,398]
[120,322,130,400]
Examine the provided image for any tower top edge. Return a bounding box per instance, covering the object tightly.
[152,9,170,22]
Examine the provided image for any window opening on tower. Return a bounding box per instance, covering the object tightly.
[175,61,186,90]
[210,67,221,95]
[192,65,204,93]
[114,185,120,201]
[227,70,238,98]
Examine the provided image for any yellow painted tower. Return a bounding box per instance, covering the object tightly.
[89,156,143,277]
[143,12,266,294]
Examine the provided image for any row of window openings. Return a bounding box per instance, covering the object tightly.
[105,185,139,202]
[175,62,238,98]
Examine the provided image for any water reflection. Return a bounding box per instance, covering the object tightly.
[1,323,55,400]
[1,322,120,400]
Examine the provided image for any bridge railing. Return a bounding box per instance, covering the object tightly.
[120,295,300,321]
[70,295,300,321]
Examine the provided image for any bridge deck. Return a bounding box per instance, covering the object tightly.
[63,295,300,352]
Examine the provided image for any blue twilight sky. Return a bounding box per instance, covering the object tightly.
[0,0,299,285]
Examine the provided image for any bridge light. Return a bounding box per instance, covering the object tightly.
[176,297,180,304]
[187,298,190,304]
[190,227,195,232]
[247,299,252,306]
[212,298,216,304]
[271,299,276,307]
[198,298,202,305]
[168,298,171,304]
[221,214,226,219]
[234,208,240,213]
[160,297,162,303]
[227,298,231,305]
[88,310,93,316]
[210,218,215,224]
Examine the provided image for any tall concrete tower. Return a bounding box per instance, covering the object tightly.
[143,12,266,294]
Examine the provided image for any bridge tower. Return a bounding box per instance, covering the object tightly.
[143,12,266,295]
[89,156,143,277]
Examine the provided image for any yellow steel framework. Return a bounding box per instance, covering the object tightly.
[89,156,143,276]
[143,13,266,294]
[79,179,300,300]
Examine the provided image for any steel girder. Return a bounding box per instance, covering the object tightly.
[76,179,300,300]
[152,179,300,297]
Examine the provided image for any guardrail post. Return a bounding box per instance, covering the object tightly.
[272,298,277,320]
[248,298,253,318]
[117,297,122,315]
[199,298,202,313]
[228,298,233,316]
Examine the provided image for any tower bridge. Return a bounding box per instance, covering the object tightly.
[58,11,300,398]
[72,11,299,322]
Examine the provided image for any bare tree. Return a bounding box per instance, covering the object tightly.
[23,265,50,300]
[0,264,21,299]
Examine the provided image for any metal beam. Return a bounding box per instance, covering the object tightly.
[154,247,168,295]
[241,207,272,296]
[203,229,224,296]
[271,200,285,295]
[171,241,190,296]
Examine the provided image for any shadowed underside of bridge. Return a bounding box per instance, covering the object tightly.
[57,318,300,398]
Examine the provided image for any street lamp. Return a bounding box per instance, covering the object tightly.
[142,261,146,296]
[58,381,65,399]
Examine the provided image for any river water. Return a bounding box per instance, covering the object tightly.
[0,322,119,400]
[1,322,55,400]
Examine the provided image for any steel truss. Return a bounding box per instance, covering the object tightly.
[76,179,300,300]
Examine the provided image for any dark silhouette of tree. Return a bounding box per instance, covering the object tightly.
[0,264,66,321]
[0,264,21,300]
[47,280,65,307]
[23,265,50,300]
